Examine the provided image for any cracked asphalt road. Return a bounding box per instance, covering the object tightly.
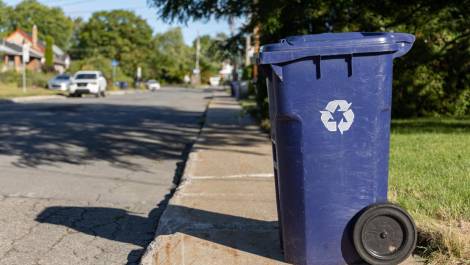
[0,87,211,265]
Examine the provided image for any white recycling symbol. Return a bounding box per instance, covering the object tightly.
[319,100,355,134]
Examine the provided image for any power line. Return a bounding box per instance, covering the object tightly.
[66,6,149,15]
[59,0,100,7]
[42,0,82,4]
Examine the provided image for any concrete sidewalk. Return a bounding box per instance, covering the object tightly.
[141,90,284,265]
[141,90,422,265]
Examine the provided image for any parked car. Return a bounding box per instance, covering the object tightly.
[209,76,221,87]
[69,71,107,97]
[146,80,161,91]
[47,74,71,91]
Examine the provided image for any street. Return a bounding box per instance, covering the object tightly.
[0,87,211,265]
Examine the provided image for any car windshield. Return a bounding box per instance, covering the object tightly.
[75,74,97,80]
[55,75,70,80]
[148,80,157,83]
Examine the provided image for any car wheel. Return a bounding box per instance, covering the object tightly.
[100,91,106,97]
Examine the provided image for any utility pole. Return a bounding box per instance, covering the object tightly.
[245,34,252,67]
[112,59,118,88]
[195,32,200,73]
[192,31,201,85]
[252,25,260,80]
[228,16,235,37]
[252,0,260,80]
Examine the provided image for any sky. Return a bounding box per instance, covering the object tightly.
[4,0,240,45]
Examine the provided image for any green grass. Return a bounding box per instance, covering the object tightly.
[389,118,470,263]
[389,118,470,221]
[0,83,61,99]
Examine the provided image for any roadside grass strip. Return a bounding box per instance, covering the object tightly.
[389,117,470,264]
[0,83,61,99]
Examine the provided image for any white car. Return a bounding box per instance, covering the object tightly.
[69,71,107,97]
[48,74,72,91]
[209,76,221,87]
[146,80,161,91]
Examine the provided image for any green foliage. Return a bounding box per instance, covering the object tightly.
[8,0,73,48]
[389,118,470,221]
[252,0,470,118]
[44,36,54,70]
[72,10,153,79]
[197,33,231,83]
[0,70,53,88]
[149,28,193,83]
[149,0,470,117]
[0,0,12,38]
[0,71,20,84]
[69,55,132,84]
[24,70,54,88]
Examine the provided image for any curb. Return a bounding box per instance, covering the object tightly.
[9,95,65,103]
[107,89,144,96]
[139,94,212,265]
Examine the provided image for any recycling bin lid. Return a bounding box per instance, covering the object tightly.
[259,32,415,64]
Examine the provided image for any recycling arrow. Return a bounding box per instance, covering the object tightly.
[320,100,355,134]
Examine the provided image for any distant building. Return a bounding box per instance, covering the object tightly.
[0,25,70,73]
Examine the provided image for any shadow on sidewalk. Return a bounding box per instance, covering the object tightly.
[36,205,283,264]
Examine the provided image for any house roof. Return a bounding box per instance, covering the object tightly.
[0,40,43,58]
[0,40,21,55]
[7,29,45,53]
[3,28,70,66]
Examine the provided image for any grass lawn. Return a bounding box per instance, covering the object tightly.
[389,118,469,263]
[0,83,61,99]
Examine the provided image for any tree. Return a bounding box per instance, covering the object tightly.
[149,27,193,83]
[196,34,231,83]
[69,55,132,84]
[149,0,470,117]
[72,10,153,79]
[9,0,73,48]
[0,0,12,38]
[44,36,54,70]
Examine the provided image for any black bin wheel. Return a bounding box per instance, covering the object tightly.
[353,203,417,265]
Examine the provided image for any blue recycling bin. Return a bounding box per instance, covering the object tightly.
[259,33,417,265]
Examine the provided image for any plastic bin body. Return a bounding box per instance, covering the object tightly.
[259,33,415,265]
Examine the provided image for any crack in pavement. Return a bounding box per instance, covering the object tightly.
[0,205,64,262]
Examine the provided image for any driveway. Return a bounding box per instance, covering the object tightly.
[0,87,211,265]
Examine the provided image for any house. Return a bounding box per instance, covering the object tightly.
[0,25,70,73]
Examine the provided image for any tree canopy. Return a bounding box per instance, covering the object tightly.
[72,10,154,79]
[8,0,74,48]
[149,0,470,116]
[149,28,193,83]
[0,0,12,38]
[196,33,231,82]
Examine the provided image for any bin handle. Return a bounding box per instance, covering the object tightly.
[392,33,415,59]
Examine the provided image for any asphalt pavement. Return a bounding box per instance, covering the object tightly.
[0,87,211,265]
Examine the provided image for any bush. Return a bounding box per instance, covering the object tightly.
[0,70,53,88]
[0,71,19,84]
[25,71,54,88]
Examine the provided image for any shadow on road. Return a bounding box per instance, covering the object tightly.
[391,118,470,134]
[0,96,268,170]
[36,205,283,264]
